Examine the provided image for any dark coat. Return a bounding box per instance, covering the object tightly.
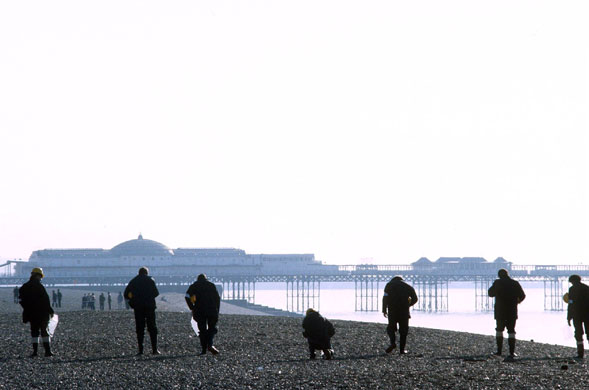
[19,277,53,323]
[488,276,525,320]
[124,274,159,310]
[382,278,418,320]
[185,279,220,318]
[302,311,335,349]
[567,282,589,322]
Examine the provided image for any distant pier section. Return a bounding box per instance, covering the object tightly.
[1,235,588,313]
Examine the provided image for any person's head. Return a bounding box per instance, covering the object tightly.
[306,308,317,316]
[569,275,582,284]
[197,273,207,282]
[138,267,149,275]
[392,275,403,281]
[498,269,509,279]
[31,267,44,279]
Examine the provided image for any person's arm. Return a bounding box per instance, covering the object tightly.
[517,283,526,303]
[488,282,496,297]
[124,282,133,300]
[185,286,195,311]
[409,287,418,307]
[382,291,389,317]
[327,319,335,337]
[41,287,54,315]
[214,285,221,312]
[152,279,160,299]
[18,287,26,309]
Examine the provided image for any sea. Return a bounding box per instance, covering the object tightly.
[253,281,574,348]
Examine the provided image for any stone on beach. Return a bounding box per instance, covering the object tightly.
[0,308,587,390]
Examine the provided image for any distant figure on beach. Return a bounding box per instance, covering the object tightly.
[382,276,418,355]
[99,293,106,311]
[13,286,19,303]
[564,275,589,359]
[107,292,112,310]
[302,308,335,360]
[52,290,57,307]
[57,289,62,308]
[18,267,54,357]
[117,291,123,310]
[89,293,96,310]
[488,268,526,360]
[185,274,221,355]
[124,267,160,355]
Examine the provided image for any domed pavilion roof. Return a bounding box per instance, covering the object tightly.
[110,234,174,256]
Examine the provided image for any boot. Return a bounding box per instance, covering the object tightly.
[508,337,516,357]
[137,335,144,355]
[577,342,584,359]
[386,332,396,353]
[43,342,53,357]
[30,343,38,358]
[399,334,407,355]
[150,334,160,355]
[199,334,207,355]
[322,349,332,360]
[495,337,503,356]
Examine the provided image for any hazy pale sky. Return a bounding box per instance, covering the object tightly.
[0,1,587,265]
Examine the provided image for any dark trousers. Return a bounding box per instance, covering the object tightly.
[307,338,332,353]
[573,318,589,342]
[387,316,409,347]
[134,307,158,341]
[196,315,218,349]
[30,318,50,342]
[495,318,516,334]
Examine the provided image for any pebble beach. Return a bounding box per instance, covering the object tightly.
[1,288,587,389]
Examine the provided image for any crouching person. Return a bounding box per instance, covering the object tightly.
[302,308,335,360]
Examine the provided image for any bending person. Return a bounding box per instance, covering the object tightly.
[382,276,418,355]
[185,274,221,355]
[302,308,335,360]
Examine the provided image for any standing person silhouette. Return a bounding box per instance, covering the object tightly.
[124,267,160,355]
[488,268,525,361]
[565,275,589,359]
[19,268,54,357]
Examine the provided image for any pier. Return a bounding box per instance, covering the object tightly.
[2,260,588,313]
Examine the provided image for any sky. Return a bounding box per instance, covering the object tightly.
[0,1,587,265]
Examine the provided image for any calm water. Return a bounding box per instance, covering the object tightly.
[254,281,574,348]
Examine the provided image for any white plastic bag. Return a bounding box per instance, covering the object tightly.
[48,314,59,338]
[191,317,199,336]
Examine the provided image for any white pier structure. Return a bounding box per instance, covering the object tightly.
[2,236,589,313]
